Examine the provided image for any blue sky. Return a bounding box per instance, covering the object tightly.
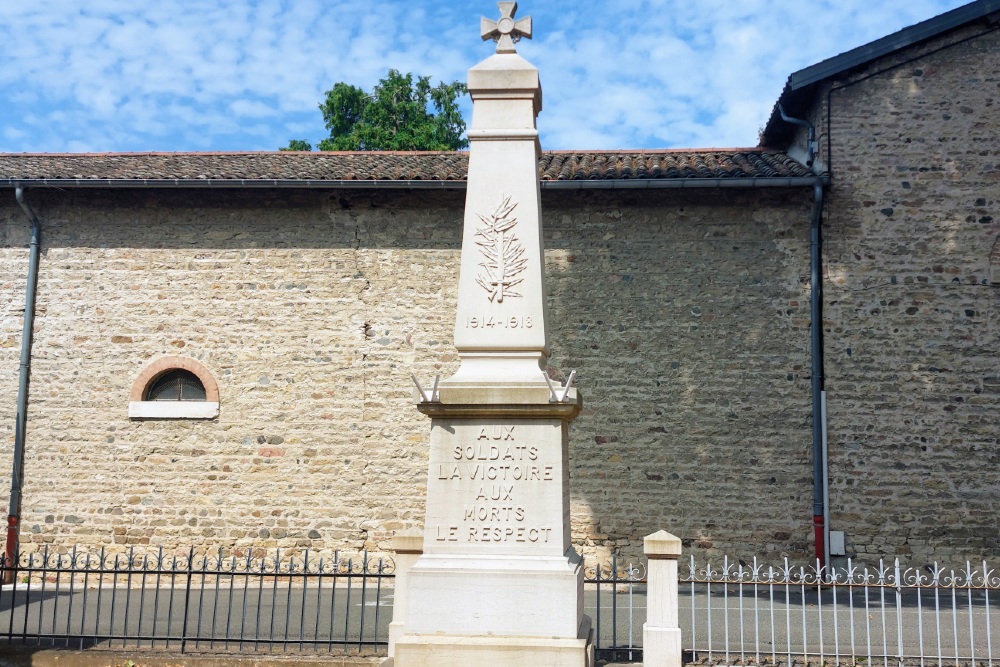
[0,0,970,153]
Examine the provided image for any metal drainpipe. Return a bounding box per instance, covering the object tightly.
[808,180,827,569]
[4,186,42,581]
[778,105,828,568]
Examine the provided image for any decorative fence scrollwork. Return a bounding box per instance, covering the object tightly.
[681,556,1000,666]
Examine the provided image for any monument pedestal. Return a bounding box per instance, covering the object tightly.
[395,555,593,667]
[393,388,593,667]
[396,553,592,667]
[406,554,583,637]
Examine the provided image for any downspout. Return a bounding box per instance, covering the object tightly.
[4,186,42,581]
[778,105,828,569]
[808,179,827,570]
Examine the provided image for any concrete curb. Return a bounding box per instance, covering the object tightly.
[0,647,383,667]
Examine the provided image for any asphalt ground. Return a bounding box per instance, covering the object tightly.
[0,582,996,663]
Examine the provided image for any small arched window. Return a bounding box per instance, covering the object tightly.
[129,357,219,420]
[146,369,207,401]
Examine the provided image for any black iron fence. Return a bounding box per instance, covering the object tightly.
[585,554,647,663]
[5,546,996,665]
[0,546,394,656]
[0,545,650,660]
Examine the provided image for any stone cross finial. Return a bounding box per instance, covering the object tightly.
[481,2,532,54]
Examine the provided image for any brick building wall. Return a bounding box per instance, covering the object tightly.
[814,24,1000,563]
[0,186,817,563]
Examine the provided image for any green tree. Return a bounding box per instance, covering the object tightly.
[282,70,468,151]
[280,139,313,151]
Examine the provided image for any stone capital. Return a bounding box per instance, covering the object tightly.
[644,530,683,559]
[416,385,581,420]
[467,53,542,114]
[393,529,425,555]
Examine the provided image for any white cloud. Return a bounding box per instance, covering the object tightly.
[3,127,25,141]
[229,100,279,118]
[0,0,972,152]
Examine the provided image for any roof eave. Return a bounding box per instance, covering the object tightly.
[2,175,826,191]
[789,0,1000,91]
[1,178,468,190]
[762,0,1000,146]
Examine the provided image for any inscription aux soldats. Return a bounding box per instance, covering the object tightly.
[443,426,554,482]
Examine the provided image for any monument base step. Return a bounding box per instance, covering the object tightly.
[406,553,584,637]
[392,615,593,667]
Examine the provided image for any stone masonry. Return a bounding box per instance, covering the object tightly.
[0,186,817,564]
[782,22,1000,564]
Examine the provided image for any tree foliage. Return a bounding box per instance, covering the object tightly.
[283,70,468,152]
[280,139,312,151]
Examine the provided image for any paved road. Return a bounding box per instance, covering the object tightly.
[675,585,1000,662]
[1,582,997,662]
[0,582,390,652]
[0,583,639,651]
[588,584,1000,662]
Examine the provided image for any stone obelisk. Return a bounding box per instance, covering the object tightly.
[393,4,593,667]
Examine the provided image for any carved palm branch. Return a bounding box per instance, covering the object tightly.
[474,196,527,302]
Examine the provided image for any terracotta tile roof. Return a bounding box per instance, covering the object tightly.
[0,152,467,183]
[0,150,813,185]
[538,151,810,180]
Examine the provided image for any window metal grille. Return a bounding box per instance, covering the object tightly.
[145,370,207,401]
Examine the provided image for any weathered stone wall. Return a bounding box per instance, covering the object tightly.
[816,24,1000,564]
[0,189,466,558]
[545,188,815,563]
[0,186,816,563]
[0,207,28,521]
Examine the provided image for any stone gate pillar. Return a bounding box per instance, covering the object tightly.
[643,530,683,667]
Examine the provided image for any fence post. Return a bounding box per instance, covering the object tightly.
[387,529,423,659]
[644,530,682,667]
[180,546,195,654]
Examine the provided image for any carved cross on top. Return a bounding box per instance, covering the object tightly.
[481,2,532,54]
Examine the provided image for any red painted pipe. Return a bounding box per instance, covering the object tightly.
[2,515,17,584]
[813,514,825,569]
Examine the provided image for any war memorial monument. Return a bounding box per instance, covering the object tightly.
[391,3,595,666]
